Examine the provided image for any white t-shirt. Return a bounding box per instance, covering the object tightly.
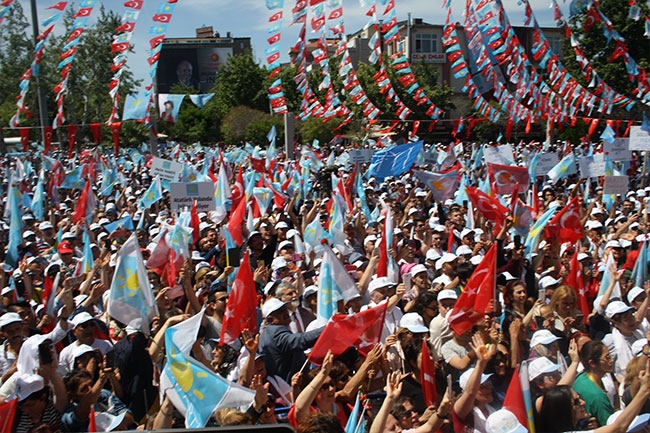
[58,338,113,375]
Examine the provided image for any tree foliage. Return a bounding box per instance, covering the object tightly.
[565,0,650,119]
[211,52,268,120]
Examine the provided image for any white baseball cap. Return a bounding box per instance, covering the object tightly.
[436,253,457,270]
[262,297,288,318]
[437,289,458,301]
[0,312,22,329]
[459,368,492,391]
[628,287,645,304]
[368,277,397,293]
[528,356,561,381]
[399,313,429,333]
[71,312,95,328]
[410,264,428,277]
[605,300,634,319]
[8,374,45,402]
[538,276,560,290]
[486,409,528,433]
[95,411,127,432]
[607,411,650,433]
[530,329,561,347]
[271,257,288,271]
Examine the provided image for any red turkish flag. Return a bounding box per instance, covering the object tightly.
[67,124,77,158]
[0,398,17,433]
[421,339,438,407]
[220,252,258,345]
[74,7,92,18]
[308,303,388,365]
[465,186,509,228]
[328,7,343,20]
[152,13,171,22]
[566,242,590,323]
[115,21,135,32]
[448,244,497,336]
[230,166,245,209]
[111,42,129,53]
[72,180,91,224]
[43,125,53,155]
[88,406,97,432]
[48,2,68,11]
[150,35,165,49]
[89,123,101,144]
[18,127,29,152]
[487,162,530,195]
[544,196,583,244]
[269,11,282,21]
[67,28,84,42]
[190,201,201,244]
[267,33,281,45]
[503,367,527,429]
[124,0,144,8]
[110,122,121,157]
[227,194,246,246]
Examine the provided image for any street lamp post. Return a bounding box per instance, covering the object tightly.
[30,0,50,145]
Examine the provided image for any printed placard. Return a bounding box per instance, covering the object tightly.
[169,182,216,212]
[579,154,606,178]
[604,138,631,161]
[603,175,629,195]
[483,144,514,165]
[348,149,374,163]
[150,157,183,181]
[629,126,650,151]
[535,152,559,177]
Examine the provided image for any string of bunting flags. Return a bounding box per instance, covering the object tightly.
[10,1,68,129]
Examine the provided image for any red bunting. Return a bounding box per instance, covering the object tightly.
[43,126,53,156]
[110,122,121,157]
[67,124,77,158]
[18,127,29,152]
[89,123,101,144]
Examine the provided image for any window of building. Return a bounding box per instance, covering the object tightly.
[414,33,437,53]
[547,36,561,55]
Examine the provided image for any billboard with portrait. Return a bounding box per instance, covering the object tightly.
[157,44,232,93]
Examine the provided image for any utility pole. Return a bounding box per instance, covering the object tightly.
[30,0,49,145]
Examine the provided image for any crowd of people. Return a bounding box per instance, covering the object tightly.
[0,139,650,433]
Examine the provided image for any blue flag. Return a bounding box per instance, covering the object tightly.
[345,392,366,433]
[139,176,163,209]
[523,205,558,259]
[31,174,45,221]
[104,215,134,234]
[631,241,648,289]
[107,234,158,332]
[5,185,23,268]
[81,230,94,274]
[547,153,576,183]
[368,141,423,180]
[188,93,215,110]
[123,92,150,121]
[60,166,85,189]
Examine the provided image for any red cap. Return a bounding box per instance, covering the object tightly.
[58,241,74,254]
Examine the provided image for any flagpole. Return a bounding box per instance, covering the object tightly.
[30,0,49,145]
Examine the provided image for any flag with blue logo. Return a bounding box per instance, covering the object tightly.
[158,94,185,123]
[317,244,359,323]
[5,184,23,268]
[107,234,158,333]
[600,124,616,144]
[368,141,423,180]
[31,173,45,221]
[122,92,150,121]
[528,150,540,179]
[546,153,576,183]
[60,166,85,189]
[345,392,366,433]
[303,215,327,258]
[598,251,621,298]
[160,311,255,428]
[253,187,273,216]
[523,205,557,259]
[104,215,134,234]
[100,166,118,196]
[139,175,162,209]
[413,167,460,202]
[80,230,94,274]
[188,94,215,110]
[631,240,648,289]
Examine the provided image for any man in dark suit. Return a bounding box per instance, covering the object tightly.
[274,282,316,334]
[258,298,322,383]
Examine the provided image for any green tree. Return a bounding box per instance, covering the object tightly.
[565,0,649,120]
[210,53,268,120]
[246,116,285,146]
[0,3,34,127]
[220,105,268,144]
[298,116,343,144]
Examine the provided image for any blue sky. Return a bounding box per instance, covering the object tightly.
[17,0,561,92]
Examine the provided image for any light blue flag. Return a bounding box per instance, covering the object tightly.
[81,230,94,274]
[107,233,158,333]
[600,124,616,144]
[267,125,277,143]
[139,176,162,209]
[356,169,372,223]
[188,94,215,110]
[642,112,650,133]
[5,185,23,268]
[631,241,648,289]
[31,174,45,221]
[328,193,351,255]
[160,312,255,428]
[598,251,621,298]
[547,153,576,183]
[455,175,469,206]
[60,166,85,189]
[603,155,619,212]
[101,166,118,196]
[368,141,423,180]
[472,144,485,171]
[523,205,558,259]
[123,93,150,121]
[345,392,366,433]
[104,215,134,234]
[528,150,540,180]
[303,216,327,257]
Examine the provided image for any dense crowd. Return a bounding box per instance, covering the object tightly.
[1,140,650,433]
